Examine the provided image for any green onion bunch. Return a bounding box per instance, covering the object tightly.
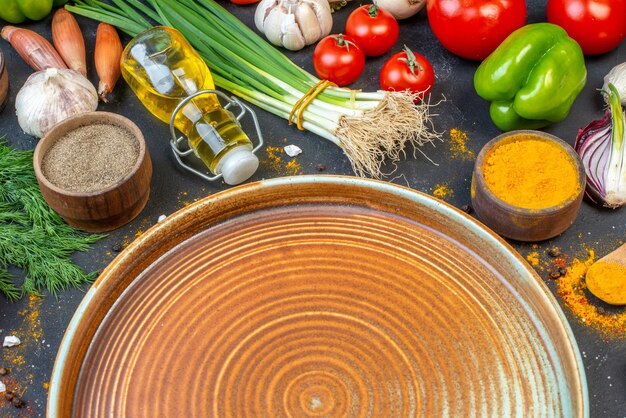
[69,0,440,177]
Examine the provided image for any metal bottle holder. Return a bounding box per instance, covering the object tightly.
[168,89,264,182]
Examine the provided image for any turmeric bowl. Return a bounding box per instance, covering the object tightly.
[471,130,586,242]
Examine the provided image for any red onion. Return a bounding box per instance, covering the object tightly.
[575,84,626,208]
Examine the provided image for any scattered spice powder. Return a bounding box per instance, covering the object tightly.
[263,145,302,175]
[285,159,302,176]
[557,249,626,338]
[483,136,580,209]
[433,183,453,200]
[449,128,475,160]
[41,124,139,193]
[264,146,284,172]
[526,251,540,267]
[1,295,42,416]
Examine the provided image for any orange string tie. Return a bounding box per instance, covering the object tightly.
[289,80,337,130]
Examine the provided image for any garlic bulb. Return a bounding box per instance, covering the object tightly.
[16,68,98,138]
[255,0,332,51]
[603,62,626,105]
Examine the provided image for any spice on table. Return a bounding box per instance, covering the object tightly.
[526,251,540,267]
[585,243,626,305]
[482,136,581,210]
[548,269,562,279]
[433,183,453,200]
[0,368,8,376]
[557,250,626,338]
[586,262,626,304]
[449,128,475,160]
[41,124,139,193]
[547,247,562,258]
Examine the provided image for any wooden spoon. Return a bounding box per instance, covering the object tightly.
[586,243,626,305]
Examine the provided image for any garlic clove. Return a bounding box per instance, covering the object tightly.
[295,3,323,45]
[263,7,290,47]
[255,0,279,33]
[280,15,306,51]
[255,0,332,51]
[307,0,333,37]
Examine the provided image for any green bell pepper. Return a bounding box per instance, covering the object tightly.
[474,23,587,132]
[0,0,53,23]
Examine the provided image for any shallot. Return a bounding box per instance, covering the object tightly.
[52,9,87,77]
[95,23,123,102]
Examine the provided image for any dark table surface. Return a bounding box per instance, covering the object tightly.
[0,0,625,416]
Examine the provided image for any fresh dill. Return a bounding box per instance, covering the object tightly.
[0,141,104,301]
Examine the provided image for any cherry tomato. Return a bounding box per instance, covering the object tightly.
[547,0,626,55]
[426,0,527,60]
[313,34,365,86]
[346,4,399,56]
[380,46,434,101]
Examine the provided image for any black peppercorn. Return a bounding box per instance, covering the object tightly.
[549,270,562,280]
[547,247,561,258]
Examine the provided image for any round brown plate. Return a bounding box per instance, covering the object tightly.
[49,176,587,417]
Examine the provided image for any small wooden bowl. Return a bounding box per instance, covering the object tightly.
[0,49,8,112]
[34,112,152,232]
[471,130,585,242]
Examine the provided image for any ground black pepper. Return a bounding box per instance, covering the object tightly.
[41,124,139,193]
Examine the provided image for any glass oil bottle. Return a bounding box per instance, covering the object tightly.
[120,26,259,185]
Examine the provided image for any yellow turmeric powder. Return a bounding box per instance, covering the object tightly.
[586,262,626,305]
[557,250,626,338]
[483,135,580,209]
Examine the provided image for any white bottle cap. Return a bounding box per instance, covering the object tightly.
[217,147,259,185]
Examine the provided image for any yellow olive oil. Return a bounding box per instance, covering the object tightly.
[121,26,254,173]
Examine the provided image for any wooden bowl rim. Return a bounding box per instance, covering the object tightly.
[473,130,586,215]
[33,111,148,198]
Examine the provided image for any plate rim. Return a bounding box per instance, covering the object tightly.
[47,175,589,417]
